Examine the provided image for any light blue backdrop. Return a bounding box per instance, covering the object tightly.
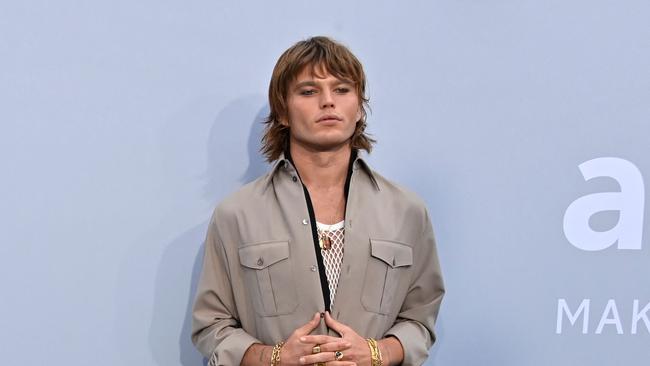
[1,1,649,365]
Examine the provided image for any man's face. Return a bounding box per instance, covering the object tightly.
[283,66,361,152]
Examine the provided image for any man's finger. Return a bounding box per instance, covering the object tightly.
[299,351,340,365]
[299,337,350,353]
[299,335,347,345]
[314,339,351,353]
[295,312,321,336]
[324,311,349,335]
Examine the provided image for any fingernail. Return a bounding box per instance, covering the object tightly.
[300,336,306,342]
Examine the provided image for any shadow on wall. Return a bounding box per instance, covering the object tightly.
[241,104,271,184]
[204,96,271,202]
[149,223,209,366]
[148,97,270,366]
[426,314,446,365]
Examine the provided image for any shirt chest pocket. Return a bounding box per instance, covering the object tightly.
[239,241,299,317]
[361,239,413,315]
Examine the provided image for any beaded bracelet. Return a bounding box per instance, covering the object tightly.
[366,338,383,366]
[270,341,284,366]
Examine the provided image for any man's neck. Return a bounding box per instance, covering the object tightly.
[289,141,352,191]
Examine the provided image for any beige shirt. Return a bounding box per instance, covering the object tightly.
[191,154,445,366]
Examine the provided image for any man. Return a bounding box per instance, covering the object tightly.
[192,36,444,366]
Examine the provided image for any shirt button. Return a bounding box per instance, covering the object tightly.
[310,265,317,272]
[257,258,264,266]
[292,176,298,182]
[302,219,309,225]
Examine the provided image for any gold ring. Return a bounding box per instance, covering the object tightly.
[335,351,344,361]
[312,345,321,354]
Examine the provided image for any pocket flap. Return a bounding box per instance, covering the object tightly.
[370,239,413,268]
[239,241,290,269]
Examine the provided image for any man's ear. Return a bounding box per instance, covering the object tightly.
[279,119,289,127]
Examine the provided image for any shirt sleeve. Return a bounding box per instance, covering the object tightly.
[384,208,445,366]
[191,214,262,366]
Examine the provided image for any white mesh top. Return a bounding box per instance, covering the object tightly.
[316,220,345,306]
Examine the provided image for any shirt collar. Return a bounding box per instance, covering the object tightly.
[262,150,379,191]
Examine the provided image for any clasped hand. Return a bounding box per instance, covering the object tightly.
[279,311,373,366]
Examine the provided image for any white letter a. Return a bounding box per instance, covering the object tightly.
[563,157,645,251]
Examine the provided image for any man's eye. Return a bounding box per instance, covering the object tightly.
[335,87,350,94]
[299,89,317,96]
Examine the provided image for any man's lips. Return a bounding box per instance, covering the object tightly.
[316,115,342,122]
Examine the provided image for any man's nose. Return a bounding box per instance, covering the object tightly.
[320,90,335,108]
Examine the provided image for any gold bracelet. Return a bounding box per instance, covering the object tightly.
[366,338,383,366]
[270,341,284,366]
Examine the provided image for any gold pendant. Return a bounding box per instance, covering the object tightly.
[319,234,332,250]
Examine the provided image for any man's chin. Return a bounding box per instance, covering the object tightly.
[292,137,353,153]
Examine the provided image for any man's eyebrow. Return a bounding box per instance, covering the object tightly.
[293,81,318,89]
[293,79,354,90]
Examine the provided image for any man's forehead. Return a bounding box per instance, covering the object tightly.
[292,65,353,84]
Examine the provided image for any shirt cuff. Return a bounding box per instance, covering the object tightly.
[208,329,262,366]
[385,320,433,366]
